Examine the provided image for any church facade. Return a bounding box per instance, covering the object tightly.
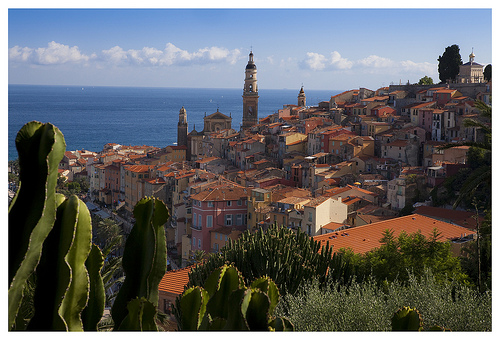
[456,50,484,84]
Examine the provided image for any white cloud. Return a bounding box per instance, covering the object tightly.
[9,46,33,62]
[300,50,436,77]
[357,55,394,68]
[300,51,353,71]
[100,43,241,67]
[9,41,241,68]
[330,51,353,69]
[9,41,91,65]
[400,60,436,74]
[302,52,328,71]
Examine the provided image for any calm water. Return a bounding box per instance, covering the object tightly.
[8,85,341,161]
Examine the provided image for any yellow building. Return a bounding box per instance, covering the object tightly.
[123,164,154,212]
[247,187,272,232]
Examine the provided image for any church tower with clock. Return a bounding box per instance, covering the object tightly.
[242,50,259,130]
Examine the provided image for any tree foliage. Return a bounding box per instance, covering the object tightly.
[437,44,462,83]
[339,229,470,284]
[436,99,491,210]
[418,75,434,85]
[483,64,491,82]
[276,271,491,331]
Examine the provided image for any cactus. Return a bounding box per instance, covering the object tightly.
[391,306,423,331]
[176,264,294,331]
[9,121,169,332]
[111,197,169,330]
[391,307,450,331]
[26,195,93,331]
[8,122,66,329]
[186,224,353,297]
[82,244,106,331]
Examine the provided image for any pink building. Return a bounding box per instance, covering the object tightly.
[190,183,249,253]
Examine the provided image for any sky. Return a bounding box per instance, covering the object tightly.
[6,2,495,91]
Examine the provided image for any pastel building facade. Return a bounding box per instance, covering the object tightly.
[190,184,249,253]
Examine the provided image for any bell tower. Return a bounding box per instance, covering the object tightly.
[298,86,306,107]
[177,106,188,147]
[242,50,259,130]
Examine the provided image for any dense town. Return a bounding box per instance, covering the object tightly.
[9,49,491,327]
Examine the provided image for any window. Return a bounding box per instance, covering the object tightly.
[198,215,202,228]
[193,213,197,227]
[193,236,196,246]
[227,201,232,207]
[198,239,201,248]
[225,235,228,241]
[236,214,243,225]
[207,201,214,207]
[225,214,233,226]
[214,243,219,251]
[207,215,213,228]
[308,212,313,222]
[237,199,242,206]
[215,233,218,240]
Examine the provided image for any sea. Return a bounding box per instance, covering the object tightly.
[8,85,342,161]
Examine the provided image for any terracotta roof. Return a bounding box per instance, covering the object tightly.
[304,196,329,207]
[321,221,349,231]
[385,139,408,147]
[65,151,78,159]
[196,157,220,164]
[313,214,475,254]
[414,206,482,230]
[158,266,193,295]
[124,164,153,173]
[190,183,248,202]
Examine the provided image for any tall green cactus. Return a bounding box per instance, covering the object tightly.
[111,197,169,330]
[26,195,94,331]
[8,121,66,329]
[177,265,294,331]
[186,224,353,296]
[9,121,171,332]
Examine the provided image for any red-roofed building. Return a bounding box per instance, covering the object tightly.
[313,214,475,255]
[158,266,192,317]
[190,183,249,253]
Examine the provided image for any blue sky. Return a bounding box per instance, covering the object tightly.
[7,3,494,91]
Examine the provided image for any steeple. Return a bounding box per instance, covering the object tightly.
[469,48,475,64]
[242,50,259,130]
[298,85,306,107]
[177,106,188,147]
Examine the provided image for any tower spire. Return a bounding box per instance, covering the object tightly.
[242,50,259,130]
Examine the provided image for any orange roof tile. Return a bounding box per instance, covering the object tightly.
[158,266,193,295]
[313,214,475,254]
[190,183,248,202]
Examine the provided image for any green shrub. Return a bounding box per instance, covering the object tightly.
[276,269,491,331]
